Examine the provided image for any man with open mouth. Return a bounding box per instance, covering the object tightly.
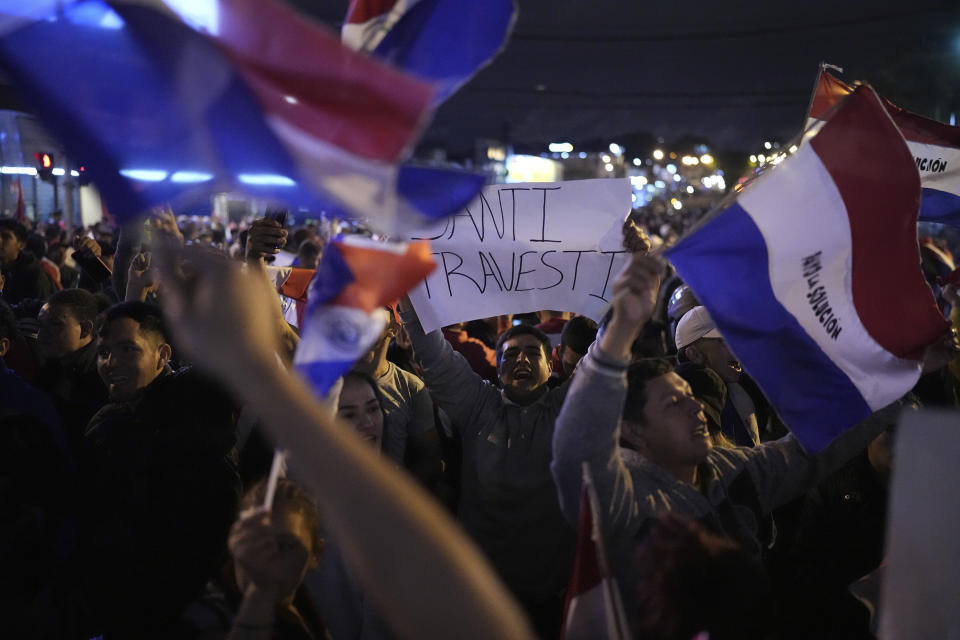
[398,297,575,640]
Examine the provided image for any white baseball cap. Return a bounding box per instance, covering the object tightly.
[674,306,723,350]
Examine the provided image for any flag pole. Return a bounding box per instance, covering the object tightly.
[802,62,845,132]
[581,462,632,640]
[801,62,826,133]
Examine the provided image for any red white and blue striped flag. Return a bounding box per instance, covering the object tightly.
[809,70,960,227]
[669,86,948,452]
[294,236,435,394]
[0,0,483,231]
[342,0,516,105]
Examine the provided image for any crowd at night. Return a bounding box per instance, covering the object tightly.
[2,1,960,639]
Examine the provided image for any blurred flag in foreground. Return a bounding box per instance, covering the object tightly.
[294,237,434,394]
[343,0,516,105]
[14,177,24,222]
[561,463,630,640]
[0,0,482,231]
[669,86,948,453]
[809,69,960,226]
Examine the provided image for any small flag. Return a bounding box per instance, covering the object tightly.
[561,463,631,640]
[294,237,434,394]
[808,69,960,226]
[14,177,24,222]
[0,0,482,232]
[669,86,947,453]
[343,0,516,105]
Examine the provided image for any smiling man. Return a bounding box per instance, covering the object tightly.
[95,302,172,401]
[80,301,241,637]
[552,253,908,617]
[397,298,575,639]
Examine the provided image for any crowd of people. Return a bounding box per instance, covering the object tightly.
[1,205,959,640]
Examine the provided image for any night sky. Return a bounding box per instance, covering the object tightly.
[298,0,960,157]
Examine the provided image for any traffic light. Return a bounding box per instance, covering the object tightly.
[77,165,92,187]
[34,152,54,181]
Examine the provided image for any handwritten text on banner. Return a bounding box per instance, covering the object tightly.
[407,179,632,333]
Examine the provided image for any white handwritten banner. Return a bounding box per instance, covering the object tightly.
[406,179,632,333]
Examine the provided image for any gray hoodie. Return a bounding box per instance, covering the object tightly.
[399,307,576,605]
[551,343,895,557]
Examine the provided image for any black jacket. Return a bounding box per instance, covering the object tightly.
[34,340,108,451]
[1,251,55,305]
[77,368,241,638]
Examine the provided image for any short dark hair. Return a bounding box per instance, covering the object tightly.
[0,298,18,343]
[495,324,551,366]
[560,315,598,356]
[101,301,169,344]
[25,233,46,258]
[0,218,28,242]
[47,288,98,326]
[622,358,675,423]
[241,478,323,555]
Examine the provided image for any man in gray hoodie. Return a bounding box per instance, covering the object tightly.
[398,298,575,639]
[551,252,903,569]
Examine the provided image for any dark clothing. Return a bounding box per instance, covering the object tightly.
[0,359,63,437]
[1,251,55,305]
[177,581,328,640]
[59,264,80,290]
[77,368,241,638]
[463,318,498,349]
[34,340,108,451]
[677,362,784,446]
[1,361,79,637]
[775,452,887,639]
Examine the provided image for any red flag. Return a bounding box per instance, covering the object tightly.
[14,177,25,222]
[805,66,960,225]
[560,463,631,640]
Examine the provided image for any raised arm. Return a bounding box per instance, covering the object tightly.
[552,253,661,537]
[155,247,533,640]
[740,400,906,514]
[397,297,498,429]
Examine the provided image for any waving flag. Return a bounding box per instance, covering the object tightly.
[343,0,516,105]
[809,69,960,226]
[0,0,482,232]
[294,237,435,394]
[669,86,948,453]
